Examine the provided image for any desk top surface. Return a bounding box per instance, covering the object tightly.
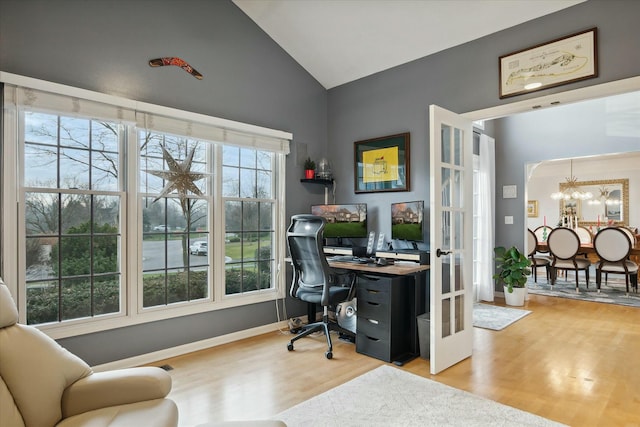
[328,260,430,275]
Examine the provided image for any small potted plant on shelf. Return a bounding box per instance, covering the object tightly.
[304,157,316,179]
[493,246,531,306]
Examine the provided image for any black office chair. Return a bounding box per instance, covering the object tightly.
[286,214,355,359]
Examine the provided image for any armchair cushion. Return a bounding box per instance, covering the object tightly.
[0,324,92,427]
[57,398,178,427]
[62,367,172,418]
[0,375,25,427]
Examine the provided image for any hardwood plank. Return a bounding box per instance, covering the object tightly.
[150,294,640,426]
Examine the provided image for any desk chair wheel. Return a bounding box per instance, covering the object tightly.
[325,351,332,359]
[287,342,294,351]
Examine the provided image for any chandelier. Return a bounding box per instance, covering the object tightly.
[550,160,593,201]
[586,186,621,206]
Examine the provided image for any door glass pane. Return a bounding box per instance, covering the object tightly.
[454,211,463,250]
[441,211,450,250]
[441,168,451,207]
[455,253,464,291]
[441,254,451,294]
[454,128,463,166]
[441,125,451,164]
[453,169,463,208]
[441,298,451,338]
[455,294,464,332]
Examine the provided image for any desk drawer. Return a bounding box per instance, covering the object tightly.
[358,298,391,320]
[358,274,392,294]
[356,333,392,362]
[357,314,391,338]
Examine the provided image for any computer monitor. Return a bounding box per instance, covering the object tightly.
[391,200,424,243]
[310,203,368,245]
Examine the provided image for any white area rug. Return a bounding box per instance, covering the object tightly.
[473,303,532,331]
[275,365,564,426]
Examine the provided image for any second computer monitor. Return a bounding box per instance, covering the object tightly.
[391,200,424,242]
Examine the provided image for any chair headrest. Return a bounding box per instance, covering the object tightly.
[0,279,19,328]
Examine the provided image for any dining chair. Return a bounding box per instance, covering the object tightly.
[533,225,553,247]
[618,226,637,248]
[527,228,550,282]
[546,227,591,292]
[593,227,639,294]
[574,226,593,244]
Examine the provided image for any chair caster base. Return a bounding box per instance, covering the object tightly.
[287,343,294,351]
[325,351,332,359]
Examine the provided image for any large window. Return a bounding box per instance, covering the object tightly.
[1,75,290,335]
[222,146,276,295]
[139,132,211,307]
[23,112,123,325]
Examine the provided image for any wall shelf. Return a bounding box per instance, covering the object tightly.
[300,178,334,204]
[300,178,334,186]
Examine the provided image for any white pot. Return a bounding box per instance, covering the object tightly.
[504,286,526,306]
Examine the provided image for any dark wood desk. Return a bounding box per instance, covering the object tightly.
[328,260,430,365]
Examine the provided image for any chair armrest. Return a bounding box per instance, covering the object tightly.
[61,367,172,418]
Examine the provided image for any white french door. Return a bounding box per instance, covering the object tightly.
[429,105,474,374]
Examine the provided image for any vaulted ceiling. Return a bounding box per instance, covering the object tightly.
[233,0,585,89]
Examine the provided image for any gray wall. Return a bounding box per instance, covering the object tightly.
[0,0,324,365]
[327,0,640,251]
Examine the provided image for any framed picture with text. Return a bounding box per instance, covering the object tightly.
[499,28,598,98]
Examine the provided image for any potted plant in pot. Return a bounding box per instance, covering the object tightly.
[303,157,316,179]
[493,246,532,306]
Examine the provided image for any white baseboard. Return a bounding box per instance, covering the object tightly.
[92,319,292,372]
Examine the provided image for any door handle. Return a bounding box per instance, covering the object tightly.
[436,248,451,257]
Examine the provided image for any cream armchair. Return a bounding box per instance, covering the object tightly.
[0,281,179,427]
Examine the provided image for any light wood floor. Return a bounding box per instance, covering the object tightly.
[151,294,640,427]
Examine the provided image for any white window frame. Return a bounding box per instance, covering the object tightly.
[1,72,291,339]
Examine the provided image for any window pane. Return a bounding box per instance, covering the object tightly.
[257,151,272,171]
[94,196,120,228]
[25,192,59,235]
[26,280,59,324]
[92,121,119,152]
[240,148,256,168]
[222,166,239,197]
[61,194,91,233]
[24,144,57,187]
[92,150,119,191]
[25,237,56,280]
[60,147,90,188]
[257,170,272,198]
[60,117,90,149]
[240,168,256,198]
[61,277,91,320]
[93,274,121,316]
[222,145,239,167]
[25,112,58,145]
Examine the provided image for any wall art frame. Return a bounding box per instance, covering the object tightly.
[354,132,410,193]
[499,27,598,99]
[527,200,539,218]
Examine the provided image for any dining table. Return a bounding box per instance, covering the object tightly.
[536,241,640,264]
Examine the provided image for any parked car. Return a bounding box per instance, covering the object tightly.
[153,225,169,231]
[189,241,208,255]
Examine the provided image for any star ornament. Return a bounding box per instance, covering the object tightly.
[146,145,209,203]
